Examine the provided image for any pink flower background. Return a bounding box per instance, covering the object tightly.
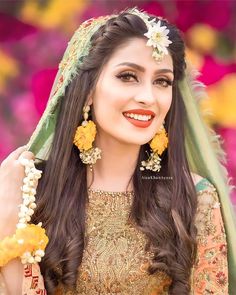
[0,0,235,206]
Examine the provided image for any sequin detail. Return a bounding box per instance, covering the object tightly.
[71,189,171,295]
[20,179,228,295]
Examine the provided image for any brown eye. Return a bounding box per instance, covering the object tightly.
[116,72,138,82]
[154,78,173,88]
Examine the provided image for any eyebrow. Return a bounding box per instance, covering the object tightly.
[115,62,174,75]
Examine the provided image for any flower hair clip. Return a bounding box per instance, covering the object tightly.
[130,8,172,62]
[144,20,172,61]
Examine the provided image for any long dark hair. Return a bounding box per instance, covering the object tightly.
[32,10,198,294]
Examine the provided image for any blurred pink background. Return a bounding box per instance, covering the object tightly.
[0,0,235,206]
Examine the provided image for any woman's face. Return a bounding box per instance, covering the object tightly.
[89,37,174,146]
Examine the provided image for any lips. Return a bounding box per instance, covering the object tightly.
[123,109,155,128]
[123,109,155,116]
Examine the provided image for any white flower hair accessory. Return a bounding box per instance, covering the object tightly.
[144,19,172,61]
[129,8,172,62]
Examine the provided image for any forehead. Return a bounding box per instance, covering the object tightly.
[104,38,173,71]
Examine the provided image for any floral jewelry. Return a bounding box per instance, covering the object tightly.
[73,105,102,171]
[140,125,168,172]
[0,224,48,266]
[144,19,172,62]
[0,156,48,267]
[130,8,172,62]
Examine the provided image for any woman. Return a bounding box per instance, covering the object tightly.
[0,8,235,295]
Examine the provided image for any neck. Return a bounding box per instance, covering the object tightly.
[87,135,140,192]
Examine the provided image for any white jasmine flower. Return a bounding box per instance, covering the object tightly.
[144,20,172,57]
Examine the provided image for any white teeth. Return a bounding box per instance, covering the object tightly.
[125,113,152,121]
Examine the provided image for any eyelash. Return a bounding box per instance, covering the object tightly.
[116,72,173,87]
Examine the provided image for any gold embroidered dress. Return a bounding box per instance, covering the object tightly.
[5,178,227,294]
[73,188,171,295]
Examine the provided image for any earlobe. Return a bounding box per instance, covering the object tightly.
[88,97,93,106]
[86,92,93,106]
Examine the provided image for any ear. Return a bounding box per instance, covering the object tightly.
[86,91,93,106]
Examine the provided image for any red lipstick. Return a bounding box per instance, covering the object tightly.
[123,109,155,128]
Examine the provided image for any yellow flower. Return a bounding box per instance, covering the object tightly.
[200,73,236,127]
[150,127,168,155]
[187,24,218,54]
[73,120,96,151]
[20,0,88,32]
[15,224,48,251]
[0,224,48,267]
[0,49,19,93]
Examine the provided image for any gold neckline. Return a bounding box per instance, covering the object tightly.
[87,188,134,196]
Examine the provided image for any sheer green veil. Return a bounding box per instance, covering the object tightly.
[26,9,236,293]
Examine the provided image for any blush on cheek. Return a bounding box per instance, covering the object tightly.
[163,96,172,112]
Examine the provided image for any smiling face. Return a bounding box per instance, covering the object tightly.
[88,37,174,147]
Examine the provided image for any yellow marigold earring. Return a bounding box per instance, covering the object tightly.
[140,125,168,172]
[73,105,101,171]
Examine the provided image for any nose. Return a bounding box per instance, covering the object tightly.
[134,82,156,106]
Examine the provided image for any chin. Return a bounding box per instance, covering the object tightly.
[124,137,152,146]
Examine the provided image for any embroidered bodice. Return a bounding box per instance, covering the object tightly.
[0,178,228,294]
[74,188,171,294]
[57,179,228,294]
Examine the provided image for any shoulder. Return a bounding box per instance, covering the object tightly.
[191,176,225,246]
[190,173,220,212]
[189,174,223,236]
[190,172,204,186]
[190,172,216,192]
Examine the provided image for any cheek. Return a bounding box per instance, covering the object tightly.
[92,86,125,125]
[158,90,173,115]
[95,81,128,113]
